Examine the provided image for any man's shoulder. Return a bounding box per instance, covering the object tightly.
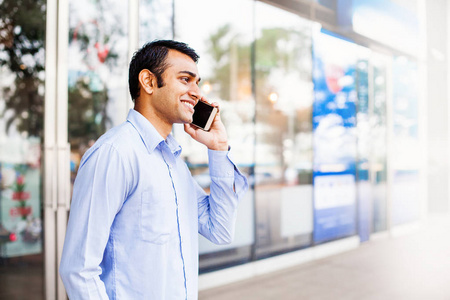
[82,121,140,162]
[99,121,136,146]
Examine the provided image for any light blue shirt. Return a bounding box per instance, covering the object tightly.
[60,109,248,299]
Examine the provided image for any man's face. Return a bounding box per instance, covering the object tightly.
[150,50,201,126]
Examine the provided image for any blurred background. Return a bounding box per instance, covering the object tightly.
[0,0,448,299]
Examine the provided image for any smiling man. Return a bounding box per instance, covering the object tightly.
[59,40,248,299]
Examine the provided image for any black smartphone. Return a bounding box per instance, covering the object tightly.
[191,101,218,131]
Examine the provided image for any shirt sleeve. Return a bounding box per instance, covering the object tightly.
[59,144,128,299]
[197,148,248,244]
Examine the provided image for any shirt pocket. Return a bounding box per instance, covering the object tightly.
[140,189,175,244]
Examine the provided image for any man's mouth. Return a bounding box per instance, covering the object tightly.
[181,100,195,111]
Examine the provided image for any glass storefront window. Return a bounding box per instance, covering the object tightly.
[0,0,46,298]
[174,0,255,271]
[316,0,337,10]
[391,56,420,225]
[139,0,173,45]
[370,53,388,233]
[254,1,314,257]
[68,0,129,183]
[311,30,360,244]
[356,55,371,242]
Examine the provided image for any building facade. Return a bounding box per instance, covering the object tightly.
[0,0,448,299]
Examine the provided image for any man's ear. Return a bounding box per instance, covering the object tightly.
[138,69,156,95]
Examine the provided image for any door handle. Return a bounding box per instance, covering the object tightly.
[44,145,57,211]
[57,143,71,211]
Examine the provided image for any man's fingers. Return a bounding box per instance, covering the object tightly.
[211,102,220,112]
[184,123,197,137]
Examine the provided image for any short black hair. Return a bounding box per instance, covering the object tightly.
[128,40,200,101]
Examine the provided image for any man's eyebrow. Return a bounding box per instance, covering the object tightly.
[179,71,201,82]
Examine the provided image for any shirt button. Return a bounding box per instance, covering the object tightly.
[227,171,232,176]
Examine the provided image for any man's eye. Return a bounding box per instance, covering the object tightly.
[181,77,189,82]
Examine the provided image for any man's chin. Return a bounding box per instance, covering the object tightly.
[179,118,193,125]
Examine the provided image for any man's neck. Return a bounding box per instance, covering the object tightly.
[133,105,172,139]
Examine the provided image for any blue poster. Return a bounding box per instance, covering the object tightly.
[312,30,358,243]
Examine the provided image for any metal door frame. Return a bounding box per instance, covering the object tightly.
[44,0,70,299]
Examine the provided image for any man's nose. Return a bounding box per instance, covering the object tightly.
[188,84,201,102]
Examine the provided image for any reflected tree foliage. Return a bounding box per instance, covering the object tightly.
[257,28,311,164]
[68,79,110,141]
[205,24,251,102]
[68,0,123,150]
[256,27,309,74]
[206,24,310,124]
[0,0,46,137]
[206,24,312,182]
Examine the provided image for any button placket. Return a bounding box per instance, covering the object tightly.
[161,144,188,296]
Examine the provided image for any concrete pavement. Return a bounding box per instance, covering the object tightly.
[199,214,450,300]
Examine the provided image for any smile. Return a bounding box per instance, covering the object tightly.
[181,100,195,110]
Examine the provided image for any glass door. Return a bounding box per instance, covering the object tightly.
[60,1,131,299]
[1,0,138,299]
[67,0,130,178]
[0,0,46,299]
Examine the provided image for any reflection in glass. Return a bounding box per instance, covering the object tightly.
[254,2,313,257]
[371,55,388,232]
[311,30,359,244]
[68,0,129,182]
[139,0,173,45]
[316,0,337,10]
[0,0,45,298]
[356,57,371,242]
[391,56,420,225]
[174,0,255,272]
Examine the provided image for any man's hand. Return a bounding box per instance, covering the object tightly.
[184,98,229,151]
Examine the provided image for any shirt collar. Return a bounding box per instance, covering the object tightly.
[126,109,182,157]
[165,134,182,157]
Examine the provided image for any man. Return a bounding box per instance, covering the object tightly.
[60,40,248,299]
